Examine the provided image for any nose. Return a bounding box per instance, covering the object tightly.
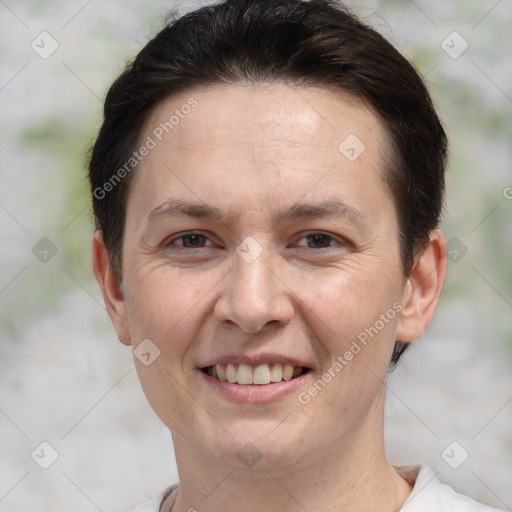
[213,243,295,333]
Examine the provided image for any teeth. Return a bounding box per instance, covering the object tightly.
[253,364,271,385]
[236,364,253,385]
[282,364,294,381]
[216,364,227,382]
[269,364,282,382]
[225,363,237,383]
[210,363,305,385]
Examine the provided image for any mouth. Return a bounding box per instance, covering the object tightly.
[200,363,311,385]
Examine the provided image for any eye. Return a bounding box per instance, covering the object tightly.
[295,232,344,250]
[163,231,346,252]
[165,232,213,249]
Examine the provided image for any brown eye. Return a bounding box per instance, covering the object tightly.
[295,232,341,250]
[166,233,212,248]
[181,234,206,247]
[305,233,332,248]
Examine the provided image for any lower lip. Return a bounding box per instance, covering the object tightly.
[199,369,311,403]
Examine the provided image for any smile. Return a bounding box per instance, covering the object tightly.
[201,363,310,385]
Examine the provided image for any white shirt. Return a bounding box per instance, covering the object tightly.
[131,464,505,511]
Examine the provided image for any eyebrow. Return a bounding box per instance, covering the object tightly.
[146,197,370,229]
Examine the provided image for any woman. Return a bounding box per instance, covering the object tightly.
[89,1,505,510]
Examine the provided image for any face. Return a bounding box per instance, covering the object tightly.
[94,83,441,472]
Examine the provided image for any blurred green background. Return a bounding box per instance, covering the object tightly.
[0,1,511,511]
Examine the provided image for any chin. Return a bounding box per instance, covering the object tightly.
[200,421,309,471]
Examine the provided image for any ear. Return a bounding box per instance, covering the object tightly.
[91,230,132,346]
[396,229,447,342]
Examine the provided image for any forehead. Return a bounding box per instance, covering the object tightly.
[129,83,393,225]
[141,82,385,155]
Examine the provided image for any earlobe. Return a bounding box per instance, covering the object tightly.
[395,229,447,342]
[91,230,132,346]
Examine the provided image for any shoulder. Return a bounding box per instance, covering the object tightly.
[130,484,178,512]
[395,464,505,512]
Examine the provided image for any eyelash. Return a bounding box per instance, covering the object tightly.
[164,231,346,252]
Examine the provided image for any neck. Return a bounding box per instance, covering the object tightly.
[170,404,413,512]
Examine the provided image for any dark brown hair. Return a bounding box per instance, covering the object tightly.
[88,0,448,368]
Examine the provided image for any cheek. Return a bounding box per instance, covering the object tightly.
[124,267,213,430]
[295,266,403,420]
[301,266,401,353]
[296,272,400,430]
[124,265,209,349]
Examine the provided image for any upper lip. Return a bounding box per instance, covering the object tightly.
[199,352,313,369]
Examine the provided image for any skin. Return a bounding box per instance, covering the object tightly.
[92,83,446,512]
